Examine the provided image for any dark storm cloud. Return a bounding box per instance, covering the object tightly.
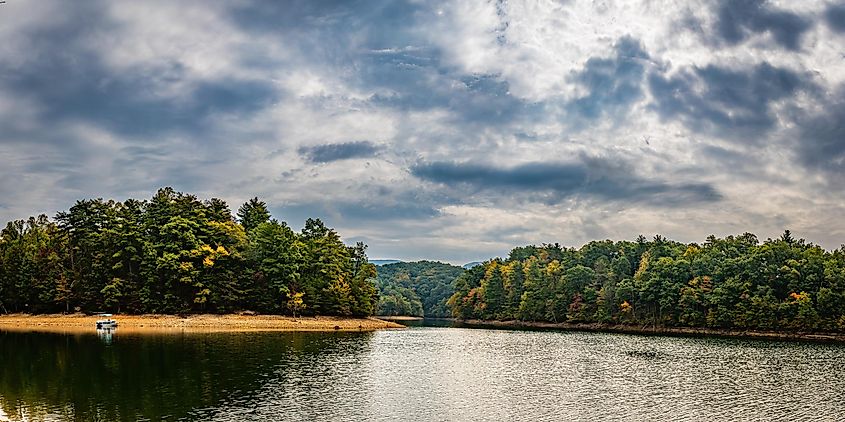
[567,36,650,122]
[710,0,812,50]
[7,55,277,138]
[794,88,845,179]
[410,158,721,206]
[824,3,845,33]
[277,190,443,229]
[649,62,811,139]
[1,2,278,138]
[282,201,440,224]
[298,141,381,163]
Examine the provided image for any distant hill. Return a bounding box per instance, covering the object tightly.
[462,261,483,269]
[375,261,465,318]
[370,259,403,266]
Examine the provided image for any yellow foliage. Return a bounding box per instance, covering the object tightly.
[682,245,700,258]
[206,220,248,246]
[197,245,228,268]
[634,251,650,280]
[545,260,561,276]
[484,261,499,279]
[287,291,306,316]
[499,262,514,278]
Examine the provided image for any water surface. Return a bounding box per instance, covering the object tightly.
[1,325,843,421]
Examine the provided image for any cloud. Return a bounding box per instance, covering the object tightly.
[794,86,845,180]
[4,39,276,138]
[280,199,440,226]
[354,49,543,129]
[709,0,812,50]
[410,156,721,206]
[0,0,279,140]
[824,3,845,33]
[298,141,382,163]
[649,62,811,139]
[226,2,542,128]
[566,36,651,123]
[3,0,845,262]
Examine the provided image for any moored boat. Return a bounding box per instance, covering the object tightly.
[95,313,118,329]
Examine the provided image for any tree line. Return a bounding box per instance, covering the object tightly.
[448,232,845,332]
[0,188,377,316]
[5,189,844,333]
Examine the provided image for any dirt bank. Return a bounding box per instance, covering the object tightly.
[0,313,405,333]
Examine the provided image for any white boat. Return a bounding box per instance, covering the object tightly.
[95,313,118,329]
[96,319,118,329]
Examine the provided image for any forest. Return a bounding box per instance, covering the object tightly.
[0,188,377,316]
[3,188,845,333]
[448,233,845,331]
[375,261,465,317]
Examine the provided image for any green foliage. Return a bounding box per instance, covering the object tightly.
[447,233,845,332]
[0,188,378,316]
[376,261,464,317]
[236,197,271,233]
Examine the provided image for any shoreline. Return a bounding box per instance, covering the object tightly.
[375,315,424,321]
[0,313,405,333]
[454,319,845,343]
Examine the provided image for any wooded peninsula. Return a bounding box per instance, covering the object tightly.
[446,233,845,333]
[0,188,377,316]
[2,188,845,336]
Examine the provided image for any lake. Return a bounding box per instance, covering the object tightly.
[1,323,844,421]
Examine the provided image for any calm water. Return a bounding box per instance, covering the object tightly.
[1,324,844,421]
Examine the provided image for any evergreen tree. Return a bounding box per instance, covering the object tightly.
[236,197,271,233]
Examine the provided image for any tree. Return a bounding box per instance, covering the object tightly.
[287,291,306,318]
[236,197,270,233]
[480,262,505,319]
[517,257,546,321]
[101,278,124,313]
[248,221,302,313]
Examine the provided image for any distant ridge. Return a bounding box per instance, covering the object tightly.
[373,259,481,269]
[371,259,403,266]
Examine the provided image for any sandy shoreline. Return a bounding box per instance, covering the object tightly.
[0,313,405,333]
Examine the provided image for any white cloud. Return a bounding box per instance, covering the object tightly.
[1,0,844,261]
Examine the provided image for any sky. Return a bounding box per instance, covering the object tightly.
[1,0,845,264]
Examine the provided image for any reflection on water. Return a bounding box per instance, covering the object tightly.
[1,326,844,421]
[96,328,115,344]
